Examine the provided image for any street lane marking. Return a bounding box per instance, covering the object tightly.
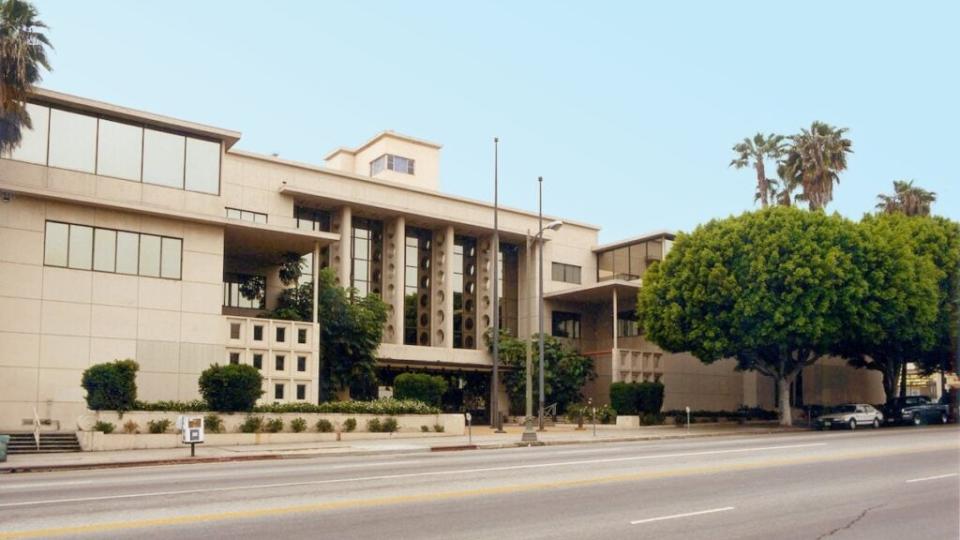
[630,506,735,525]
[0,443,825,507]
[905,473,959,483]
[1,443,956,540]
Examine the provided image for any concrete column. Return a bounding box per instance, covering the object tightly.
[431,225,455,348]
[612,288,619,351]
[475,234,495,349]
[312,241,320,324]
[383,216,405,344]
[264,265,283,311]
[329,206,352,287]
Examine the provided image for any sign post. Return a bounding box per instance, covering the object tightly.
[685,406,691,430]
[465,412,472,445]
[178,415,204,457]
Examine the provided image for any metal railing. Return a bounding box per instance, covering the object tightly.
[32,407,41,452]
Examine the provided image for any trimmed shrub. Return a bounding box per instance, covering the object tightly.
[392,373,448,407]
[316,419,334,433]
[252,398,439,415]
[240,415,264,433]
[122,420,139,434]
[93,420,115,434]
[81,359,139,412]
[367,418,382,432]
[382,417,399,433]
[264,418,284,433]
[433,424,444,433]
[640,413,664,426]
[134,400,208,412]
[290,418,307,433]
[609,382,665,416]
[204,414,224,434]
[343,418,357,432]
[421,425,430,432]
[609,382,637,415]
[147,419,171,434]
[565,403,616,425]
[199,364,264,412]
[636,383,665,415]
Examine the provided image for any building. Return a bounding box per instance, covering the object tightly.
[0,89,883,431]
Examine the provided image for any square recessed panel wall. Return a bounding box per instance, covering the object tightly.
[142,129,185,188]
[48,109,97,173]
[96,119,143,181]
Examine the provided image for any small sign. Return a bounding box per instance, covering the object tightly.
[465,412,472,422]
[179,416,204,444]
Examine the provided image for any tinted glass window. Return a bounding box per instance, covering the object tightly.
[43,222,69,267]
[116,232,139,274]
[96,119,143,181]
[68,225,93,270]
[138,234,161,277]
[93,228,117,272]
[48,109,97,173]
[142,129,185,188]
[160,237,182,279]
[9,103,49,164]
[184,138,220,194]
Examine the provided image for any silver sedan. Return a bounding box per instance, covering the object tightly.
[815,404,883,430]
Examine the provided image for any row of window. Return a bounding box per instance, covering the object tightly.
[226,208,268,224]
[551,262,582,284]
[228,322,310,344]
[228,351,309,373]
[44,221,182,279]
[597,239,664,282]
[5,103,221,194]
[370,153,415,176]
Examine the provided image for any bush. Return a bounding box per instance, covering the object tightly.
[240,415,264,433]
[382,418,399,433]
[609,382,665,416]
[393,373,448,407]
[145,419,170,434]
[291,418,307,433]
[316,419,334,433]
[199,364,264,412]
[433,424,445,433]
[367,418,382,432]
[81,359,139,412]
[565,403,616,424]
[421,425,430,432]
[609,383,637,415]
[343,418,357,432]
[640,413,664,426]
[122,420,139,434]
[93,420,115,434]
[134,400,208,412]
[264,418,284,433]
[204,414,224,434]
[253,399,439,415]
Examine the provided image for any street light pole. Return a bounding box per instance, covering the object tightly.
[491,137,504,433]
[538,176,545,431]
[521,231,537,443]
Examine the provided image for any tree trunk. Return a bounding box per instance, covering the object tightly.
[881,365,897,404]
[899,361,908,398]
[778,377,793,426]
[756,160,768,208]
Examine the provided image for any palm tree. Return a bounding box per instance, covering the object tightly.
[0,0,51,155]
[729,133,786,208]
[779,121,853,210]
[876,180,937,216]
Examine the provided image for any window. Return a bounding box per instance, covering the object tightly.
[597,239,667,282]
[96,119,143,181]
[617,310,640,337]
[253,325,264,341]
[296,384,306,400]
[275,355,285,371]
[253,354,263,370]
[404,228,431,346]
[298,328,308,344]
[142,129,185,188]
[9,103,49,164]
[276,327,286,343]
[551,262,581,284]
[230,323,241,340]
[369,154,415,176]
[453,236,477,349]
[48,109,97,173]
[351,217,383,297]
[551,311,581,339]
[229,352,240,365]
[184,138,220,194]
[223,275,265,309]
[274,384,284,400]
[295,206,331,232]
[297,356,306,372]
[225,208,267,224]
[44,221,182,280]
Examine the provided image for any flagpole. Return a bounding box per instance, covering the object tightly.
[491,137,504,432]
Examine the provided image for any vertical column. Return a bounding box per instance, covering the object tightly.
[431,225,455,348]
[476,234,495,349]
[382,216,405,344]
[329,206,352,287]
[612,287,619,351]
[312,241,320,324]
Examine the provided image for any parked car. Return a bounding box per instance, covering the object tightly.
[814,404,883,430]
[881,396,949,426]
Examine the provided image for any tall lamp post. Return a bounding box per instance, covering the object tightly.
[491,137,504,433]
[537,176,563,431]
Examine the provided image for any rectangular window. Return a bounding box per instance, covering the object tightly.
[67,225,93,270]
[93,229,117,272]
[9,103,49,164]
[142,129,185,188]
[230,323,241,340]
[222,275,265,309]
[160,237,182,279]
[184,138,220,194]
[295,206,331,232]
[116,231,139,274]
[138,234,161,277]
[551,262,581,284]
[48,108,97,173]
[370,155,386,176]
[370,154,414,175]
[617,310,640,338]
[253,325,264,341]
[225,208,268,224]
[43,221,69,267]
[351,217,382,297]
[274,383,284,400]
[275,355,285,371]
[296,384,306,400]
[297,328,307,344]
[229,352,240,365]
[551,311,581,339]
[253,354,263,370]
[297,356,307,372]
[96,119,143,181]
[276,327,286,343]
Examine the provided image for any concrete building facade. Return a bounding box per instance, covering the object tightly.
[0,89,883,431]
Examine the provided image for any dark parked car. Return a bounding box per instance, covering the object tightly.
[882,396,949,426]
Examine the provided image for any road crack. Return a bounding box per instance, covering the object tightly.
[815,502,886,539]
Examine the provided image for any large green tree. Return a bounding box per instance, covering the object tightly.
[729,133,786,208]
[842,213,939,402]
[638,207,868,425]
[0,0,51,154]
[778,121,853,210]
[875,180,937,217]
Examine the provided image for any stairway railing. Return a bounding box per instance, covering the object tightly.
[32,407,41,452]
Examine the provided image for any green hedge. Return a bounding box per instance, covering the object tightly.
[392,373,448,407]
[609,382,665,415]
[133,399,208,412]
[199,364,264,412]
[81,359,139,412]
[253,399,440,415]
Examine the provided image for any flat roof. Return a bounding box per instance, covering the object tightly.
[593,229,676,253]
[543,279,641,303]
[31,88,242,149]
[324,130,443,160]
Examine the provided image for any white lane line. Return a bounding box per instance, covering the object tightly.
[0,443,824,508]
[905,473,959,483]
[631,506,735,525]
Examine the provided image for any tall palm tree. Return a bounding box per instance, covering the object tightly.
[729,133,786,208]
[0,0,51,155]
[876,180,937,216]
[779,121,853,210]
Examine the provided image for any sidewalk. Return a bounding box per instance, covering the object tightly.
[0,423,797,473]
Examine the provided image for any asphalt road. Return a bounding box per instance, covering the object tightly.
[1,426,958,539]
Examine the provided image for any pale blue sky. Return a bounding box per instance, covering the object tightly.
[35,1,958,242]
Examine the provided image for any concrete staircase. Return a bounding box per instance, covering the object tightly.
[3,433,81,454]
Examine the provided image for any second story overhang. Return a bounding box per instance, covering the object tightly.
[544,279,640,305]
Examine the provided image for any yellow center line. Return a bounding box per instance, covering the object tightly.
[2,442,955,539]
